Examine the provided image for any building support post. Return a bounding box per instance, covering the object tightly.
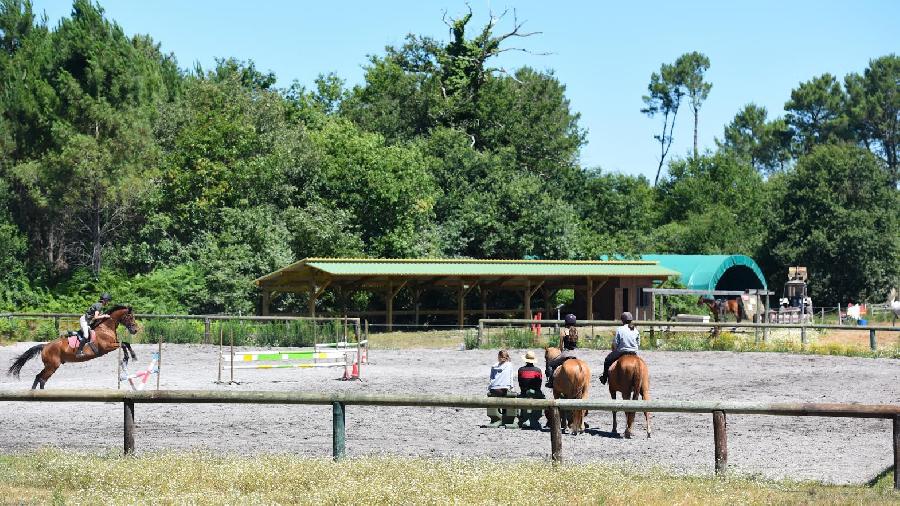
[458,283,465,329]
[524,279,532,322]
[586,277,593,320]
[386,280,394,332]
[261,290,270,316]
[308,281,316,318]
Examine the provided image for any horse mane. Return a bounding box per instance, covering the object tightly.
[108,305,132,314]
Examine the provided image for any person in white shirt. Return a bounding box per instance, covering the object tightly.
[487,350,514,396]
[599,312,640,385]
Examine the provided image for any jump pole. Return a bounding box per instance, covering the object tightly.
[156,332,162,390]
[230,328,235,384]
[216,324,223,384]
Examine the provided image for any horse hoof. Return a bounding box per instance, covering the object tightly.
[647,432,652,439]
[624,432,632,439]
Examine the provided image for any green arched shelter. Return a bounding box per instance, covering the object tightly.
[640,254,767,291]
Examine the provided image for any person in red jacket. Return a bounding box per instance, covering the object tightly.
[517,351,544,429]
[517,351,543,394]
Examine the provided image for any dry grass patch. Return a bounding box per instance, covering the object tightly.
[0,450,894,505]
[368,329,469,349]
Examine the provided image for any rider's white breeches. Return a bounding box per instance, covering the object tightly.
[79,315,89,338]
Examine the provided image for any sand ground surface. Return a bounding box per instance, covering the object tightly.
[1,343,897,485]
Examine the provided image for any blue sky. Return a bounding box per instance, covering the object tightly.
[33,1,899,181]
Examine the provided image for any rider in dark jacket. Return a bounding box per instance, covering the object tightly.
[545,313,579,388]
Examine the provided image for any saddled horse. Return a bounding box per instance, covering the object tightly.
[7,305,138,389]
[544,347,591,434]
[698,296,744,323]
[608,354,651,438]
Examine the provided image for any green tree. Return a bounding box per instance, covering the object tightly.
[762,144,900,304]
[785,73,849,153]
[844,55,899,186]
[577,170,658,255]
[654,152,768,255]
[642,61,684,185]
[2,0,177,276]
[718,103,792,174]
[674,52,712,159]
[155,65,300,241]
[305,117,441,257]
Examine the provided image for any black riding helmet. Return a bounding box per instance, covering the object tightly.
[100,293,112,302]
[564,313,577,326]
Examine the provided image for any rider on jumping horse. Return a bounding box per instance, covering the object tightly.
[76,293,112,358]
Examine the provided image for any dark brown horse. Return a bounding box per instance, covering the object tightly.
[608,354,651,438]
[698,296,744,323]
[8,306,138,389]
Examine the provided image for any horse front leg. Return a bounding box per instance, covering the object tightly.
[122,342,137,360]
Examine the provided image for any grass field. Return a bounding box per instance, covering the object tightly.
[0,450,894,505]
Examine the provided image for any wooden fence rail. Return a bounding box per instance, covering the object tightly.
[0,389,897,488]
[478,318,900,350]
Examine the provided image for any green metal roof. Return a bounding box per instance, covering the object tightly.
[256,258,680,286]
[640,254,767,291]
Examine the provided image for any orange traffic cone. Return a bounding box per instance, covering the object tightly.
[342,359,360,381]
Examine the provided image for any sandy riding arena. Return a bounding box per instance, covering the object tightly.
[1,344,897,485]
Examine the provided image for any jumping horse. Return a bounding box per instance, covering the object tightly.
[544,347,591,434]
[7,305,138,389]
[698,296,744,323]
[607,354,651,438]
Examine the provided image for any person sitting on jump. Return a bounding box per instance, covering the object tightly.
[599,312,640,385]
[545,313,579,388]
[76,293,112,358]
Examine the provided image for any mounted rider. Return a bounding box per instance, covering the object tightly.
[76,293,112,358]
[545,313,579,388]
[599,311,640,384]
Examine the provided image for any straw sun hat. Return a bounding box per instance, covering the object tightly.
[522,351,536,363]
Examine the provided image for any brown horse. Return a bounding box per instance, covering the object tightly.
[608,354,651,438]
[545,347,591,434]
[7,305,138,389]
[698,296,744,323]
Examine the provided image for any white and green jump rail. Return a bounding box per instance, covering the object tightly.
[223,350,351,369]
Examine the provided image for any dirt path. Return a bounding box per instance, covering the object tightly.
[1,343,897,485]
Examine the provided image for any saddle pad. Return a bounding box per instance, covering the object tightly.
[66,330,96,350]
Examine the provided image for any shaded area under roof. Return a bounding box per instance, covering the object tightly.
[640,254,767,291]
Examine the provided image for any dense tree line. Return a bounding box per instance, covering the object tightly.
[0,1,897,314]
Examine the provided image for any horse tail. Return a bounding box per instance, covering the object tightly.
[737,299,745,323]
[8,344,44,378]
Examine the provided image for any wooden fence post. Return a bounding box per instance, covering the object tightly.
[124,400,135,455]
[713,410,727,474]
[549,407,562,463]
[893,414,899,490]
[477,320,484,347]
[333,401,346,460]
[204,318,211,344]
[869,329,876,351]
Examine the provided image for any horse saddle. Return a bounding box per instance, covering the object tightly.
[66,330,96,350]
